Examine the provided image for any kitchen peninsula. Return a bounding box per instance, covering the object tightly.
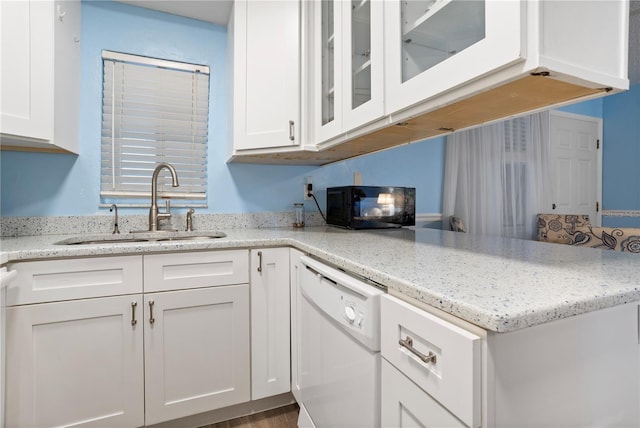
[2,226,637,333]
[1,226,638,427]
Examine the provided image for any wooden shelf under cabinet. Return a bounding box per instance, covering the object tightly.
[230,73,609,165]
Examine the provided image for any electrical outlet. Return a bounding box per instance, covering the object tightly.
[304,177,313,200]
[304,183,313,200]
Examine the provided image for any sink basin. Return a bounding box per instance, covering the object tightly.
[54,231,227,245]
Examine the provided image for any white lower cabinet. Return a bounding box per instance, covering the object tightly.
[250,248,291,400]
[5,251,253,427]
[382,359,465,428]
[6,295,145,428]
[288,248,305,402]
[381,294,481,428]
[383,294,640,428]
[144,286,250,425]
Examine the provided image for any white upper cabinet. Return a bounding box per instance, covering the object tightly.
[312,0,384,144]
[384,0,628,116]
[384,0,521,114]
[229,0,301,153]
[229,0,628,165]
[0,0,80,153]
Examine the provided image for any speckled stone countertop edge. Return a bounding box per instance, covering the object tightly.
[1,227,639,334]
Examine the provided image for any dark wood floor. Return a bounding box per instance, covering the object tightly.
[203,404,299,428]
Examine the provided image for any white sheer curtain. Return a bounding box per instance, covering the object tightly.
[442,111,550,239]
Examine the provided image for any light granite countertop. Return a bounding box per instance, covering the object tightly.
[1,226,639,333]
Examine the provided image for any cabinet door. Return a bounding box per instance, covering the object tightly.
[384,0,522,114]
[144,285,250,425]
[340,0,384,131]
[312,0,384,144]
[250,248,291,400]
[0,0,53,141]
[5,295,144,428]
[382,359,467,428]
[289,248,305,402]
[233,0,300,150]
[312,0,343,143]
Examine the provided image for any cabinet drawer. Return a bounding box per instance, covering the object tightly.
[144,250,249,292]
[382,358,466,428]
[381,295,481,428]
[6,256,143,305]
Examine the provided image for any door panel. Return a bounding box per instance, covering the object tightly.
[144,285,250,425]
[5,296,144,428]
[549,112,602,224]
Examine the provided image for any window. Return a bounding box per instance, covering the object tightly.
[101,51,210,207]
[503,117,529,232]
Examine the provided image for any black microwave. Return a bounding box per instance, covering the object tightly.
[326,186,416,229]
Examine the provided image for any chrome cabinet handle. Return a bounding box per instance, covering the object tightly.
[257,251,263,273]
[149,300,155,324]
[131,301,138,326]
[399,336,437,364]
[289,121,295,141]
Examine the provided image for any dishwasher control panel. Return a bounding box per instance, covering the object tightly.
[301,256,384,350]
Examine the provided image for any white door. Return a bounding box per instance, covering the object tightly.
[549,111,602,225]
[144,285,250,425]
[250,248,291,400]
[5,296,145,428]
[233,0,300,150]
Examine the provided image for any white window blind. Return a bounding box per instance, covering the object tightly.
[101,51,209,202]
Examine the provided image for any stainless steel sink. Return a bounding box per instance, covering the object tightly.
[155,233,226,241]
[55,231,227,245]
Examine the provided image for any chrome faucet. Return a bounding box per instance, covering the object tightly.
[149,163,179,231]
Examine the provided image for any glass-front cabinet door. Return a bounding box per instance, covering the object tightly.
[313,0,384,144]
[315,0,342,142]
[342,0,384,131]
[384,0,523,114]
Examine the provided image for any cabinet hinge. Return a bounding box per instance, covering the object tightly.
[596,139,600,149]
[596,201,600,212]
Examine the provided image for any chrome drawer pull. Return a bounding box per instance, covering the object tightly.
[149,300,155,324]
[399,336,437,364]
[131,301,138,326]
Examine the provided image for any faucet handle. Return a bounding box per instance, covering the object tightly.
[109,204,120,234]
[186,208,195,232]
[164,199,171,214]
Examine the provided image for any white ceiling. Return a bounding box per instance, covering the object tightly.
[117,0,639,84]
[117,0,232,27]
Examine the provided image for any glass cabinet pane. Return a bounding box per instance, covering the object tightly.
[321,0,335,125]
[401,0,485,82]
[351,0,371,109]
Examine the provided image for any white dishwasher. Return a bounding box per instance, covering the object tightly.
[298,256,384,428]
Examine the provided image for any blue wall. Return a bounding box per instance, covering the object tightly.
[0,1,444,218]
[4,1,632,222]
[557,97,603,118]
[601,83,640,227]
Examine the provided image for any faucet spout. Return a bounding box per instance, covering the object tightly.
[149,163,180,231]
